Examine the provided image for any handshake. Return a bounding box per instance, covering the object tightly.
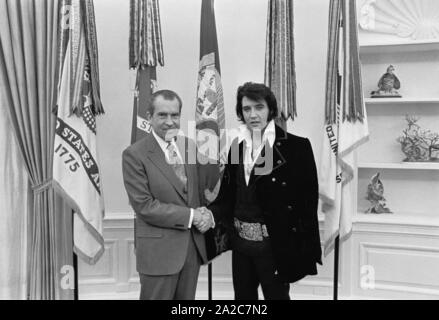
[193,207,215,234]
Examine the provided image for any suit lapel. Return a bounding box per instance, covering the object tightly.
[145,134,187,201]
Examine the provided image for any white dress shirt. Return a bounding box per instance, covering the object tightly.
[238,120,276,185]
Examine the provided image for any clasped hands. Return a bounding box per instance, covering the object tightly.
[193,207,214,234]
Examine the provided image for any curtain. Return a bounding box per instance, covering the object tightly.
[0,0,73,299]
[0,93,29,300]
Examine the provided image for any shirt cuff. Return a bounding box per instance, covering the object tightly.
[209,211,215,229]
[188,208,194,228]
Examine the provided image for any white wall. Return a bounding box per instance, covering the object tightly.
[94,0,330,215]
[94,0,132,213]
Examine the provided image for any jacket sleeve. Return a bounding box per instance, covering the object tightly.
[207,140,238,225]
[122,148,191,230]
[208,162,234,223]
[302,138,323,265]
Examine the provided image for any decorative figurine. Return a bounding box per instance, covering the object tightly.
[371,65,402,98]
[397,115,439,162]
[365,172,392,214]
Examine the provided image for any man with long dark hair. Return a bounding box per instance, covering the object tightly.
[209,82,322,300]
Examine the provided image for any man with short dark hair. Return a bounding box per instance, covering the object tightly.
[122,89,214,300]
[209,82,322,300]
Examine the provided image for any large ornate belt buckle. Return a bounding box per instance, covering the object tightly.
[234,218,268,241]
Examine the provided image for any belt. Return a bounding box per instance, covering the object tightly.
[234,218,269,242]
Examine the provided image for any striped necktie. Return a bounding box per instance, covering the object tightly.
[166,142,187,188]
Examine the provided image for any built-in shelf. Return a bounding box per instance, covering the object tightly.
[358,162,439,170]
[355,211,439,227]
[364,98,439,105]
[360,39,439,54]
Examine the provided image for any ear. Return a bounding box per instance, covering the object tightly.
[146,111,152,121]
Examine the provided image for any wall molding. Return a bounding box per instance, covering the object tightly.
[78,211,439,300]
[358,241,439,297]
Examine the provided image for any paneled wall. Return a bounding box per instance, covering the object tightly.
[78,214,439,300]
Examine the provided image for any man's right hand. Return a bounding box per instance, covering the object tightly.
[193,207,213,233]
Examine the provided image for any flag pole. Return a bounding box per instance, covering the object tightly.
[208,263,212,300]
[333,235,340,300]
[73,251,79,300]
[197,0,223,302]
[72,210,79,300]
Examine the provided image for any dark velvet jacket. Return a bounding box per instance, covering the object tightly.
[207,125,322,283]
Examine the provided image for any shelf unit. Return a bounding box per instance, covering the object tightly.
[355,211,439,227]
[364,98,439,105]
[346,0,439,299]
[358,162,439,170]
[357,32,439,221]
[360,39,439,54]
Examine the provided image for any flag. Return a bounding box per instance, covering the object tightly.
[53,0,104,264]
[196,0,226,205]
[264,0,297,126]
[319,0,369,257]
[129,0,164,144]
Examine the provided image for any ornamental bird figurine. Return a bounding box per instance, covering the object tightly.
[365,172,392,214]
[371,65,402,98]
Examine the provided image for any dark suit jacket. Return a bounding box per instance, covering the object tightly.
[208,125,322,283]
[122,134,207,275]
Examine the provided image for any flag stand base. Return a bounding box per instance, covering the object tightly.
[74,251,79,300]
[208,263,212,300]
[333,235,340,300]
[72,210,79,300]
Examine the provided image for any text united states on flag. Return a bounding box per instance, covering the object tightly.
[53,0,104,264]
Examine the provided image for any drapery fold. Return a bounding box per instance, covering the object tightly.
[0,92,29,300]
[0,0,73,299]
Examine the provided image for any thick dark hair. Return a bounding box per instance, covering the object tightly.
[236,82,278,123]
[147,89,183,115]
